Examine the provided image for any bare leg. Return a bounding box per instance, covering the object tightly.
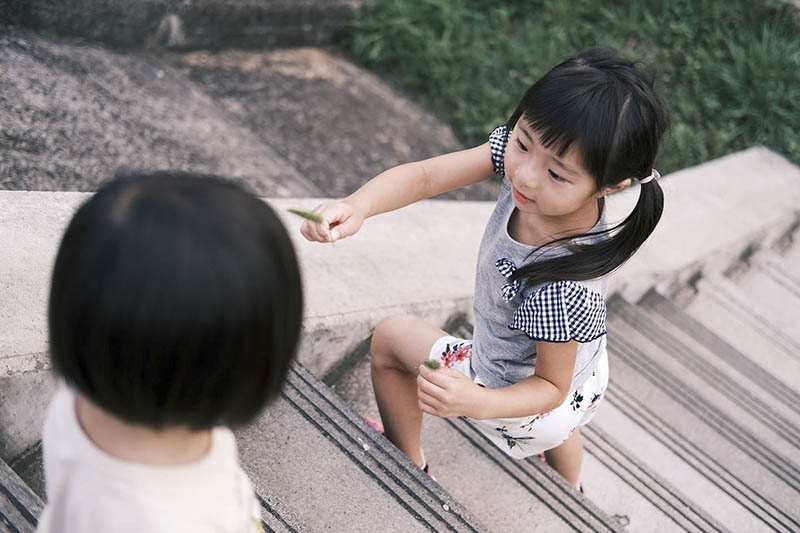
[544,428,584,489]
[370,315,448,468]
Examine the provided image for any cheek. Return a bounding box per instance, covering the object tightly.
[503,149,518,176]
[541,186,594,214]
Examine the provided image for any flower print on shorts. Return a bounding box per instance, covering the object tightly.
[519,410,553,432]
[494,424,536,451]
[440,342,472,368]
[583,392,602,412]
[570,390,584,411]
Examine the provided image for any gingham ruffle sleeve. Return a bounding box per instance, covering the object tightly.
[509,281,607,343]
[489,125,510,177]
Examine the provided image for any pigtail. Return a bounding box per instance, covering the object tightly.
[510,177,663,287]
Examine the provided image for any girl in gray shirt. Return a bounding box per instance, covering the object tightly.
[300,47,668,491]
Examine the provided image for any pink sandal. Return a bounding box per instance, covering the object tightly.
[363,416,384,434]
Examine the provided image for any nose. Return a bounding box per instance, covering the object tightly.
[513,160,541,192]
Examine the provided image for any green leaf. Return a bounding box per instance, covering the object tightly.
[287,209,323,223]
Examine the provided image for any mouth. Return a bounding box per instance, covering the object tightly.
[511,185,534,204]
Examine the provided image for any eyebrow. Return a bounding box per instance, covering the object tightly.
[518,124,579,176]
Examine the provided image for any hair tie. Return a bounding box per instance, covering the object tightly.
[639,169,660,184]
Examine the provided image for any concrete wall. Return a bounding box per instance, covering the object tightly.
[1,146,799,461]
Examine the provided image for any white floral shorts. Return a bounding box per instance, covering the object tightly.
[427,336,609,459]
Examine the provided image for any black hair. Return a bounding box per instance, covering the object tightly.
[506,47,669,286]
[48,171,303,430]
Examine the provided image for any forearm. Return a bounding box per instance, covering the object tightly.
[344,160,430,219]
[474,376,566,420]
[345,144,493,219]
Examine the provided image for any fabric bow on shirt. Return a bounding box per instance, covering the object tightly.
[495,258,521,301]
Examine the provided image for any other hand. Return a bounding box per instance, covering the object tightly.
[417,364,486,419]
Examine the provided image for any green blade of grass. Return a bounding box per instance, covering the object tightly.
[288,208,323,223]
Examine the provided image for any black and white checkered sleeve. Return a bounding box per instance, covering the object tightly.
[508,281,607,343]
[489,125,510,177]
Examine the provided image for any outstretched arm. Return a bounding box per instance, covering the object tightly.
[416,340,578,420]
[301,143,494,243]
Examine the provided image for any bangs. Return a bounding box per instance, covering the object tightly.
[512,68,631,183]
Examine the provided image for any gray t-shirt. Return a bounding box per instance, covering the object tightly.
[471,126,608,391]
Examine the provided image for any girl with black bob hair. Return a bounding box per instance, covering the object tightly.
[39,172,303,532]
[301,47,668,491]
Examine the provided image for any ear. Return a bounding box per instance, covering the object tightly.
[596,178,632,198]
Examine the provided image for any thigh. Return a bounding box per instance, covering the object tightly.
[371,314,450,374]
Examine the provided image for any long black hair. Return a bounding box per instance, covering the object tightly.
[49,172,303,429]
[506,47,669,287]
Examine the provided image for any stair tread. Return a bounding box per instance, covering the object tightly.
[684,278,800,387]
[237,363,484,533]
[641,289,800,427]
[0,457,42,533]
[609,298,800,461]
[733,254,800,344]
[605,311,800,532]
[590,399,761,532]
[333,336,716,532]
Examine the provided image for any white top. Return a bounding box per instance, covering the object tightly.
[36,383,263,533]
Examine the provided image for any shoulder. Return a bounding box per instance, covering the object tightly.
[39,485,162,533]
[509,280,607,343]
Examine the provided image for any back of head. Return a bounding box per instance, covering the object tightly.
[507,47,670,286]
[49,171,303,430]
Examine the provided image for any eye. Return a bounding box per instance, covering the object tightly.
[515,138,528,152]
[548,169,566,182]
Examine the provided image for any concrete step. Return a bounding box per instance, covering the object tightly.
[605,300,800,532]
[639,289,800,434]
[8,442,44,501]
[237,362,484,532]
[682,276,800,389]
[5,363,484,531]
[580,423,726,533]
[0,371,54,465]
[729,250,800,345]
[332,318,721,532]
[592,392,765,533]
[0,456,43,532]
[786,240,800,266]
[14,0,361,51]
[610,297,800,459]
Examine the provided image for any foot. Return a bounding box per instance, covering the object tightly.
[363,416,384,434]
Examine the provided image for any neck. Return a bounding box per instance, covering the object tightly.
[75,394,212,465]
[513,200,600,248]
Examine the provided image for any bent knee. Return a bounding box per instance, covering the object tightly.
[371,315,416,358]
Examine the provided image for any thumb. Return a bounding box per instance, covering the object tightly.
[330,213,363,241]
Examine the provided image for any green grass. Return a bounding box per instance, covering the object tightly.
[344,0,800,173]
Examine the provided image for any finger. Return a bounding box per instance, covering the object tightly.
[329,214,358,241]
[419,364,450,387]
[307,216,330,242]
[417,387,444,409]
[418,399,437,416]
[438,367,467,379]
[300,219,323,243]
[301,219,325,242]
[319,216,334,242]
[416,374,446,399]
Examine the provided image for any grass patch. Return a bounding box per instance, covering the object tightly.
[345,0,800,172]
